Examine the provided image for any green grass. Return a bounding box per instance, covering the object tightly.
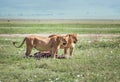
[0,22,120,82]
[0,36,120,82]
[0,23,120,34]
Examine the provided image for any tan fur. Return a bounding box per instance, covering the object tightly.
[49,34,78,57]
[13,35,67,59]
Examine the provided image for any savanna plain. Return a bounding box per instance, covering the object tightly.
[0,20,120,82]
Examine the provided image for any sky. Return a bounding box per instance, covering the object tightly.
[0,0,120,19]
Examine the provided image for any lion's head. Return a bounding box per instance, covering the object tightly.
[67,33,78,44]
[57,36,68,46]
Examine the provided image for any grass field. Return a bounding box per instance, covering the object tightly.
[0,20,120,82]
[0,21,120,34]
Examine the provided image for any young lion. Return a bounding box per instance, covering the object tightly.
[49,34,78,57]
[13,35,67,59]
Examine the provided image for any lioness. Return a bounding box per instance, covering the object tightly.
[13,35,67,59]
[49,34,78,57]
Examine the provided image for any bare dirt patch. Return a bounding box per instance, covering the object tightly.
[0,34,120,38]
[1,19,120,24]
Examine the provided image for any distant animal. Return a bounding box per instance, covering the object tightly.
[13,35,68,59]
[49,34,78,57]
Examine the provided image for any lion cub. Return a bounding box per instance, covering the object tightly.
[49,34,78,57]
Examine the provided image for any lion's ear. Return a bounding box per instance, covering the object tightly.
[65,35,69,40]
[67,34,71,38]
[74,33,79,37]
[69,34,73,38]
[57,36,61,42]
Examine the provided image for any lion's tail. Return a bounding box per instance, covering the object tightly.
[13,38,26,48]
